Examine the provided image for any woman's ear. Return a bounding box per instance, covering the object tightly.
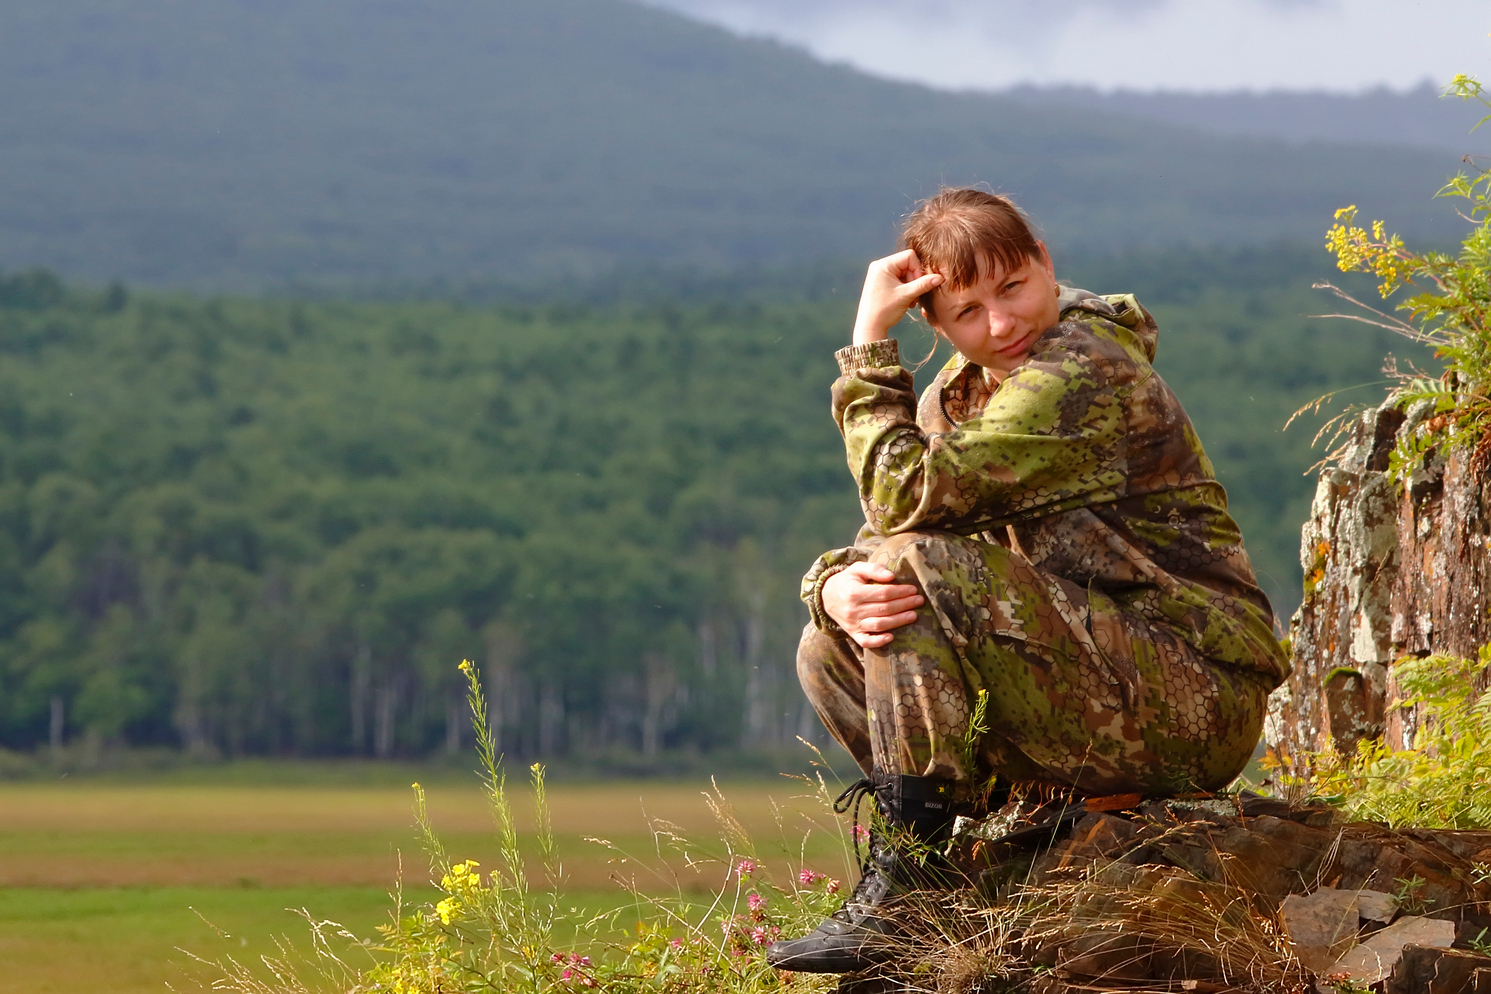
[1034,241,1056,280]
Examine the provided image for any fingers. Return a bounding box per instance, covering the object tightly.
[884,249,923,281]
[904,272,943,297]
[854,252,944,343]
[855,583,921,604]
[872,251,942,292]
[857,609,920,632]
[876,249,919,274]
[831,560,925,647]
[840,563,923,609]
[879,273,942,317]
[866,594,924,616]
[843,561,896,583]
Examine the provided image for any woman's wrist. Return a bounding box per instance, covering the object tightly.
[809,564,852,638]
[834,340,900,375]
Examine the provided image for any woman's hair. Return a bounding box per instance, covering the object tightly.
[900,188,1043,315]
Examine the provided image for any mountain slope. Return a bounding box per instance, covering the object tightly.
[1002,82,1491,153]
[0,0,1469,287]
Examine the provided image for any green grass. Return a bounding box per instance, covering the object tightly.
[0,885,396,994]
[0,885,692,994]
[0,775,855,993]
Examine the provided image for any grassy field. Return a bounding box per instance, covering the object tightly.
[0,769,853,994]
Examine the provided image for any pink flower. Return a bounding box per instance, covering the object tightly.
[561,968,573,980]
[670,938,683,950]
[826,878,841,895]
[578,956,591,967]
[735,859,756,878]
[798,868,824,885]
[551,953,565,963]
[751,926,769,945]
[747,892,766,913]
[852,825,870,844]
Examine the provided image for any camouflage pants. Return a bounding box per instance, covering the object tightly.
[798,531,1269,794]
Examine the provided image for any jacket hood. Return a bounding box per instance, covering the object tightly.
[1058,286,1159,364]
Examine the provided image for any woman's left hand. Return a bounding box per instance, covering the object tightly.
[821,562,925,649]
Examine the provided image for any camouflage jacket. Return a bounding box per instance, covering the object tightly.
[802,287,1289,687]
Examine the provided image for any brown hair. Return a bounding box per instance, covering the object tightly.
[900,188,1043,316]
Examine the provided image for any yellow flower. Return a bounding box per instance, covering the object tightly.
[458,659,472,673]
[436,896,460,925]
[440,859,484,893]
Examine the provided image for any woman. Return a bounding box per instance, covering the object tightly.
[768,188,1288,973]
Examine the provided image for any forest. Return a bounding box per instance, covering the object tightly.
[0,245,1405,761]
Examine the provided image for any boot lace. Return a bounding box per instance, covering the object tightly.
[832,777,884,866]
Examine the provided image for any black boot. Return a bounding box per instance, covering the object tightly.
[765,772,962,974]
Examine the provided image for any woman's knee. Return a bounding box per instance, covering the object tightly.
[869,530,974,577]
[867,530,1005,591]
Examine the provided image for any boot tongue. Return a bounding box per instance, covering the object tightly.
[875,772,963,840]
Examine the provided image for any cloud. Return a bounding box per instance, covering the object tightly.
[640,0,1491,92]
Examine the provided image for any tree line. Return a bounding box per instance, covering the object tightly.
[0,251,1408,760]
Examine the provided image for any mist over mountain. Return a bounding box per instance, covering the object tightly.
[0,0,1472,289]
[1002,82,1490,153]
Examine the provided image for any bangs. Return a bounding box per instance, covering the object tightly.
[900,189,1043,314]
[914,219,1034,291]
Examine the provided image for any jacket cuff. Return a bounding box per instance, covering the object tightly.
[835,339,900,375]
[808,565,851,638]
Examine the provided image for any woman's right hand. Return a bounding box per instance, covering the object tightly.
[821,562,925,649]
[852,250,944,345]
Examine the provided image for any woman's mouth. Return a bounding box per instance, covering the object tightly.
[996,331,1033,356]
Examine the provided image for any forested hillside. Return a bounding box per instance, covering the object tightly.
[0,0,1467,288]
[0,251,1408,760]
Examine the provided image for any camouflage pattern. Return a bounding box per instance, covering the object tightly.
[799,288,1287,791]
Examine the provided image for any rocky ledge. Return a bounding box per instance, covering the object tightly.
[836,794,1491,994]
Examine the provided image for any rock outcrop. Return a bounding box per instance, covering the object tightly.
[839,794,1491,994]
[1269,400,1491,759]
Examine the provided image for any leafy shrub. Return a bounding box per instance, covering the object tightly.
[1313,74,1491,476]
[1264,647,1491,829]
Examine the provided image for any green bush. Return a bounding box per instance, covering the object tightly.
[1265,647,1491,829]
[1317,73,1491,476]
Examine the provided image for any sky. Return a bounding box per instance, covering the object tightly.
[641,0,1491,93]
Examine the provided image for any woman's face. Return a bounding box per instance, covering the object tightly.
[923,245,1061,381]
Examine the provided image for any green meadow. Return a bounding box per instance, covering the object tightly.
[0,770,853,993]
